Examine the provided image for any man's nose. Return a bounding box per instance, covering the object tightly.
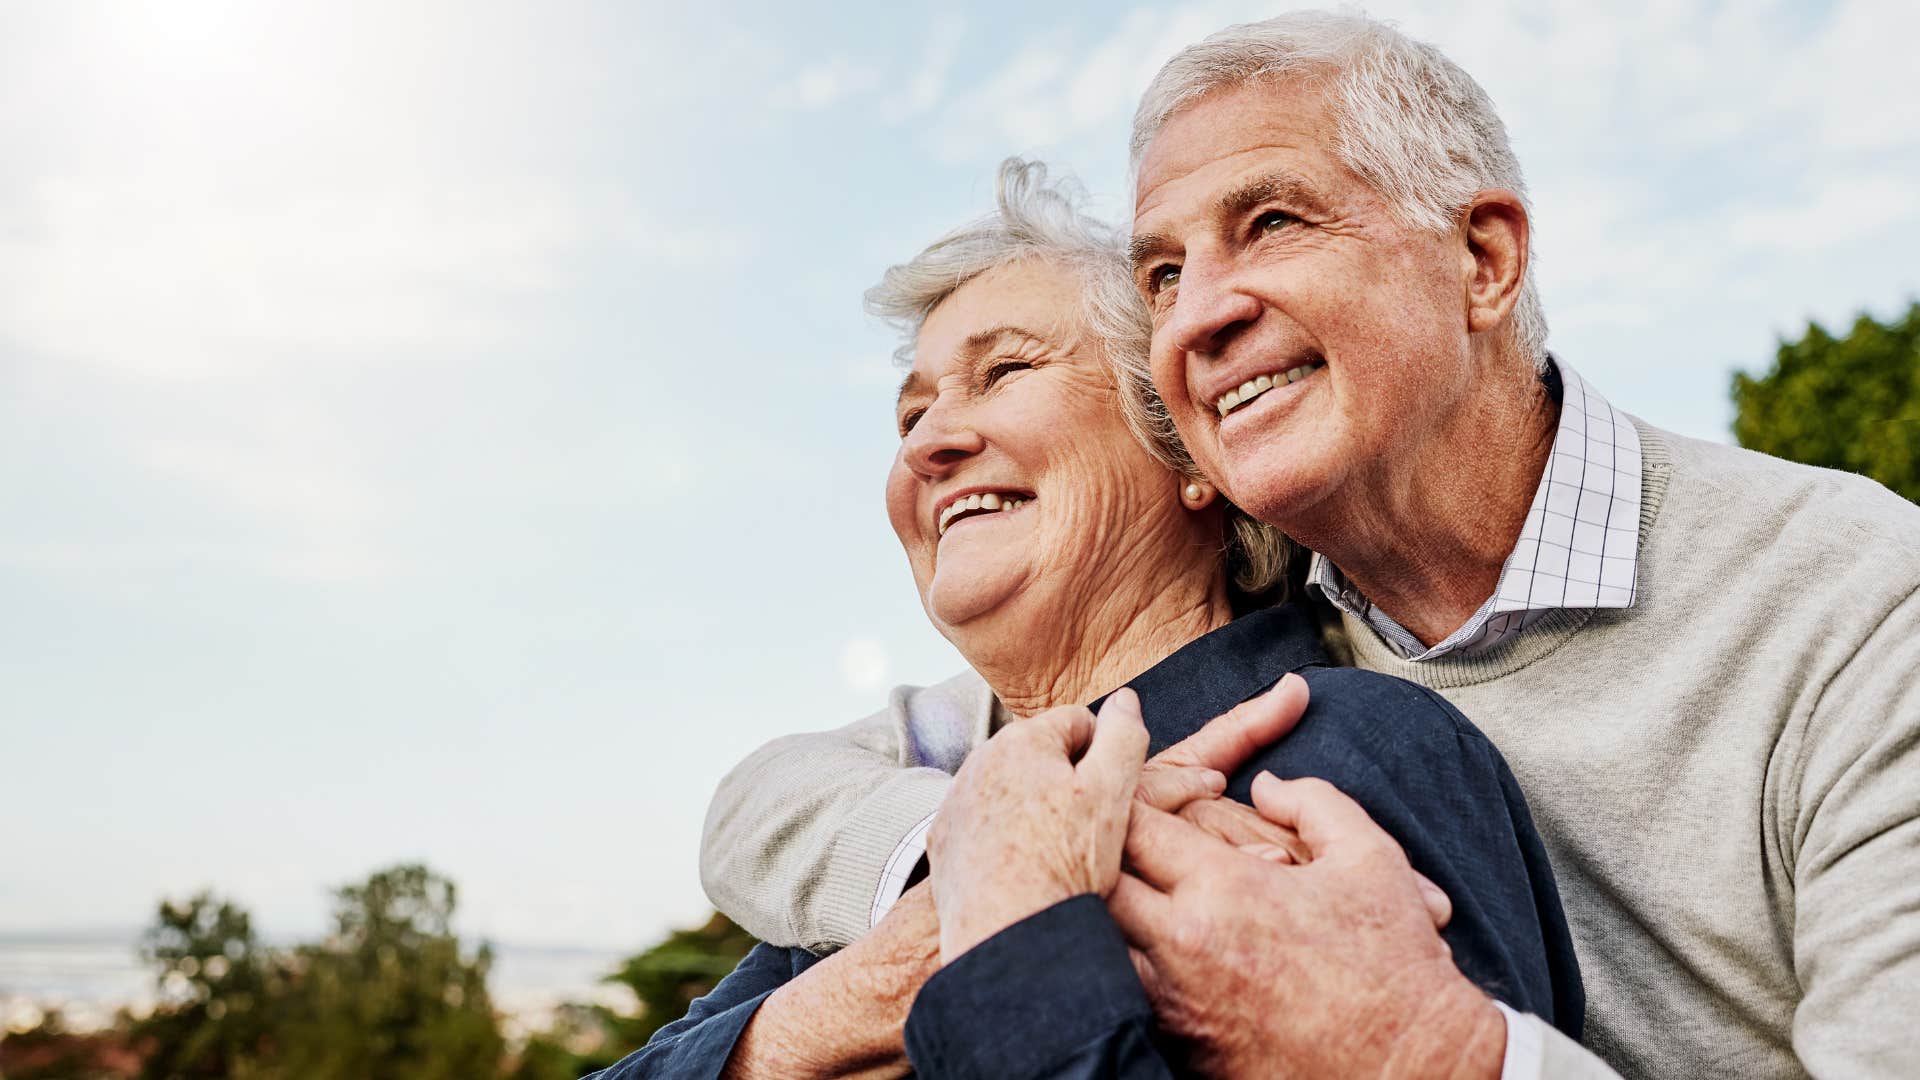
[1164,256,1263,358]
[901,398,985,478]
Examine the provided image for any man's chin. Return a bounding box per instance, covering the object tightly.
[1218,458,1343,533]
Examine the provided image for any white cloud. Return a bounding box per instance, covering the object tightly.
[1729,175,1920,253]
[887,13,968,121]
[1782,0,1920,153]
[915,1,1283,163]
[0,176,587,379]
[769,56,882,110]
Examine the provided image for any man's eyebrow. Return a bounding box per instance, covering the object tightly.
[1220,171,1330,220]
[1127,173,1331,272]
[1128,232,1173,272]
[895,369,926,408]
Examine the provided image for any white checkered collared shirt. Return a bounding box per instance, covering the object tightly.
[1309,358,1642,660]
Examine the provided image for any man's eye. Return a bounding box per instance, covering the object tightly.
[898,409,925,436]
[1255,210,1298,234]
[1151,265,1181,294]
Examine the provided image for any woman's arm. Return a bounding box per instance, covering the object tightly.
[721,884,942,1080]
[590,886,941,1080]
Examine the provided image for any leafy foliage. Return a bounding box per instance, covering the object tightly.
[0,865,762,1080]
[126,864,501,1080]
[1732,302,1920,502]
[509,912,757,1079]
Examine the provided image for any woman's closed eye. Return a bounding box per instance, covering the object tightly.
[983,360,1032,388]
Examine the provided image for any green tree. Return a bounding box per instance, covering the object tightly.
[1732,302,1920,502]
[508,911,757,1079]
[129,865,503,1080]
[275,864,503,1080]
[604,912,756,1047]
[134,892,286,1079]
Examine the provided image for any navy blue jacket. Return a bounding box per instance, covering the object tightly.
[593,604,1582,1078]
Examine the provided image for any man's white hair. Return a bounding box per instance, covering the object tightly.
[865,158,1291,597]
[1130,9,1549,368]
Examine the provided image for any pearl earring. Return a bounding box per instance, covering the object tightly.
[1184,482,1203,503]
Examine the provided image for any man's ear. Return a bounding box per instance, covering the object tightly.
[1462,189,1529,335]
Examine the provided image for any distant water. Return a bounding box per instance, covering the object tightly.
[0,933,633,1036]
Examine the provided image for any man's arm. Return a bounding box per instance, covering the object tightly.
[700,672,993,950]
[1783,584,1920,1076]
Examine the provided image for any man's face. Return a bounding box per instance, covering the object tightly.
[1131,77,1477,527]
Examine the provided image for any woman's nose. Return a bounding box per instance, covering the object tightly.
[901,398,985,478]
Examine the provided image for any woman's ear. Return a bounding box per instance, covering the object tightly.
[1180,478,1218,510]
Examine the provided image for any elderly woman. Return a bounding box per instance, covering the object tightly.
[594,161,1579,1079]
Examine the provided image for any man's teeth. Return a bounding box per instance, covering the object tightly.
[938,492,1030,536]
[1214,362,1325,417]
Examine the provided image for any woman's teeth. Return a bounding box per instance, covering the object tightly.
[1214,361,1325,417]
[938,492,1030,536]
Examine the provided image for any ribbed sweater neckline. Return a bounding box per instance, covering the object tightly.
[1343,421,1675,690]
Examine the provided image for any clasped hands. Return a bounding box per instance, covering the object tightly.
[925,675,1507,1078]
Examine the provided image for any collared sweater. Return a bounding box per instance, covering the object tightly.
[699,422,1920,1079]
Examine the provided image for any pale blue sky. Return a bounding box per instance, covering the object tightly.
[2,0,1916,950]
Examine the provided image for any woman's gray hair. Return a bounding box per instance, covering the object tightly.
[865,158,1292,597]
[1130,10,1549,370]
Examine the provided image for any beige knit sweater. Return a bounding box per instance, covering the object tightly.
[700,422,1920,1079]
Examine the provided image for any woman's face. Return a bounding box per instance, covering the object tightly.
[887,259,1208,640]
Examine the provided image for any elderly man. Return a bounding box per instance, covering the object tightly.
[700,11,1920,1079]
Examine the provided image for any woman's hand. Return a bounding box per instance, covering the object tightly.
[927,688,1150,963]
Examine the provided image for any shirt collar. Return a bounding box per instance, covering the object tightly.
[1308,356,1643,661]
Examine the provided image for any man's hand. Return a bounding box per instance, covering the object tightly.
[1111,772,1505,1079]
[1133,673,1310,812]
[927,689,1149,963]
[1132,672,1452,927]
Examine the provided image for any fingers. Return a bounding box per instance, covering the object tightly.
[1151,673,1310,774]
[1414,872,1453,928]
[1024,703,1098,759]
[1135,764,1227,812]
[1083,688,1151,803]
[1177,796,1302,856]
[1106,872,1172,945]
[1237,841,1295,864]
[1249,771,1386,860]
[1124,801,1229,889]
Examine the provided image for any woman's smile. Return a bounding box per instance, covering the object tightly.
[936,490,1035,537]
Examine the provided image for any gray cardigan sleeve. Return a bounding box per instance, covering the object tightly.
[1781,582,1920,1077]
[698,670,995,951]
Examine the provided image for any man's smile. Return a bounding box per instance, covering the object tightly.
[1212,360,1326,417]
